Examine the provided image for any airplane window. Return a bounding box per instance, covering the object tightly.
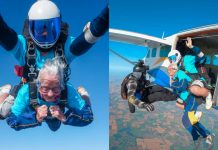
[151,48,157,57]
[205,55,211,65]
[212,55,218,66]
[160,46,170,57]
[146,49,150,58]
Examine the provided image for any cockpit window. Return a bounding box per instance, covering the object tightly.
[151,48,157,57]
[146,49,150,58]
[160,46,171,57]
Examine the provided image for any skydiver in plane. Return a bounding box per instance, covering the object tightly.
[0,0,108,119]
[168,37,213,110]
[121,60,177,113]
[168,64,215,149]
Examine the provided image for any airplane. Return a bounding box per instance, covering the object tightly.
[109,24,218,110]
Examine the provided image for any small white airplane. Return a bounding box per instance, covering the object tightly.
[109,24,218,106]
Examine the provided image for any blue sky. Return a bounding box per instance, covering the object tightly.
[0,0,108,150]
[110,0,218,74]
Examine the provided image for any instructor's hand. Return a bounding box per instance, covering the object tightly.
[186,37,193,48]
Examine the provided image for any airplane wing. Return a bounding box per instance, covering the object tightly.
[110,28,172,89]
[110,28,171,48]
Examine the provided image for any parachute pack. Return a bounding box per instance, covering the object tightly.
[120,73,132,100]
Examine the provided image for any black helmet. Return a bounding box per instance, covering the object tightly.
[133,60,149,73]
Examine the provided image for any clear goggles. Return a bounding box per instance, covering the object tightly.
[29,17,61,48]
[168,54,177,63]
[39,86,61,95]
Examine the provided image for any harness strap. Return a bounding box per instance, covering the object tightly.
[26,40,38,82]
[179,57,185,71]
[59,85,68,109]
[54,42,70,83]
[29,82,39,110]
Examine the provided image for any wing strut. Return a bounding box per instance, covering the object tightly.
[109,49,136,65]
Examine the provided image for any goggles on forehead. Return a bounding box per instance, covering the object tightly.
[29,17,61,48]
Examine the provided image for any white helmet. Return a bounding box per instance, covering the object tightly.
[168,50,181,64]
[28,0,61,49]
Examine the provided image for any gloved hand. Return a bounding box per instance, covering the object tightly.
[138,102,154,112]
[145,80,150,86]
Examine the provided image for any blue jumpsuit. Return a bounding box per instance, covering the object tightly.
[7,83,93,131]
[171,70,210,141]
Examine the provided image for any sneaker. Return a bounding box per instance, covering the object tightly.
[77,86,90,104]
[205,98,212,110]
[205,134,215,150]
[128,101,135,113]
[77,86,89,97]
[205,93,212,110]
[194,136,203,150]
[195,111,203,122]
[0,84,11,104]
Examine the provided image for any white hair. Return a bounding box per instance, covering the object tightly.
[37,57,65,90]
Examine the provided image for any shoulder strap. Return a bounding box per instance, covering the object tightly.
[54,42,70,83]
[25,40,38,82]
[54,21,70,83]
[180,57,185,71]
[59,21,69,44]
[59,85,68,108]
[22,19,38,82]
[29,82,39,110]
[22,19,31,39]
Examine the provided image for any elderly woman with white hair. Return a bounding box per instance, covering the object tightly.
[6,58,93,131]
[168,64,215,148]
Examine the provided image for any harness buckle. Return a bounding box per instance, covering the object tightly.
[28,72,37,79]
